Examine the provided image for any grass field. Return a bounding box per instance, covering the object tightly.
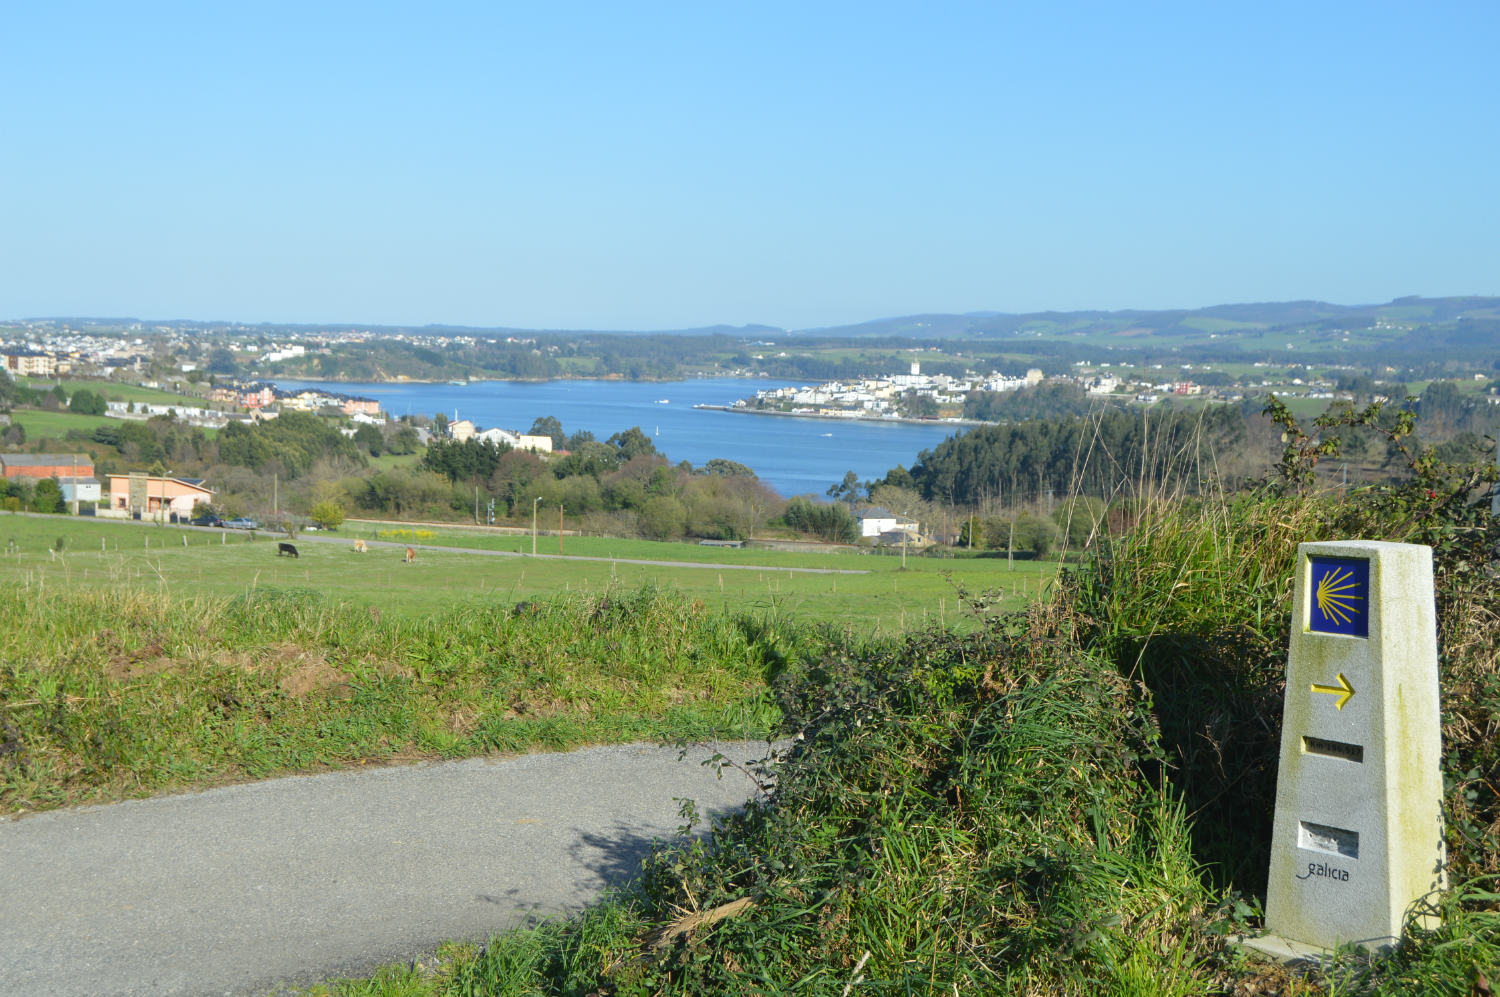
[0,510,1051,815]
[19,376,207,406]
[8,408,115,441]
[364,452,423,471]
[0,514,1055,633]
[10,406,220,443]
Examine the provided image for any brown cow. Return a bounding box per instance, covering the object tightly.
[404,546,415,564]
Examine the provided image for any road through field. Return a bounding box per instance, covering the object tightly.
[0,741,775,997]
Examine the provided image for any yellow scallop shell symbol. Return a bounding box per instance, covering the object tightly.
[1315,566,1364,626]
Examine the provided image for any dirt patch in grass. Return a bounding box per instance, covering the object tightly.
[105,647,182,681]
[272,646,353,700]
[279,659,351,699]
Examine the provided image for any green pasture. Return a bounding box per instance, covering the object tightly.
[9,407,220,443]
[364,452,423,471]
[347,518,980,566]
[0,514,1054,634]
[19,377,204,406]
[8,408,115,441]
[1178,315,1263,333]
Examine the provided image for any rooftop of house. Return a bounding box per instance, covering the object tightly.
[104,473,214,492]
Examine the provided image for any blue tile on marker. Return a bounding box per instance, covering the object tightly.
[1308,556,1370,637]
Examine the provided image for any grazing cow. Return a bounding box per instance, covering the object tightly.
[404,546,416,564]
[277,542,299,558]
[353,539,368,553]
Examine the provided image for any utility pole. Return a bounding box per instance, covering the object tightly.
[273,473,278,516]
[532,496,540,555]
[1008,519,1015,572]
[71,456,78,516]
[558,504,564,554]
[474,485,479,525]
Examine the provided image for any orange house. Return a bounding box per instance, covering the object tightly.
[106,474,214,519]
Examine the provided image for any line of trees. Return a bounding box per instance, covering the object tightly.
[409,422,784,542]
[886,405,1248,507]
[217,411,363,477]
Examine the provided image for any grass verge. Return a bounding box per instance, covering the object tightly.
[0,584,836,815]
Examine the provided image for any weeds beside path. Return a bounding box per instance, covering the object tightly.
[0,585,811,816]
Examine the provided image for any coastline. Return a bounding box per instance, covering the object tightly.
[267,371,744,386]
[693,403,985,429]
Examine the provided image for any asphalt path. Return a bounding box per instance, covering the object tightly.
[0,740,775,997]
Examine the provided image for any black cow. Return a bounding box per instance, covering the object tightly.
[277,542,299,558]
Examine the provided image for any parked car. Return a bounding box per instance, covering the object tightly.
[224,517,259,530]
[190,513,224,527]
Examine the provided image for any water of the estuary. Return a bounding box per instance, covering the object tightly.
[272,377,966,498]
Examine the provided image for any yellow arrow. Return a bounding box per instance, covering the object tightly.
[1311,672,1355,710]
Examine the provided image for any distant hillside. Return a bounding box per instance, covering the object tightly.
[13,297,1498,374]
[792,296,1500,356]
[11,318,786,340]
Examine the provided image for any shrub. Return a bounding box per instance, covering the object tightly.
[31,478,63,514]
[637,495,686,541]
[68,388,107,416]
[1010,510,1060,555]
[782,497,857,544]
[308,500,345,531]
[1052,494,1107,549]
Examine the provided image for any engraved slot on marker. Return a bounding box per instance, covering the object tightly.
[1298,820,1359,858]
[1302,735,1364,763]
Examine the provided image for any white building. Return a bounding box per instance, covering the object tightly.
[59,476,102,505]
[855,505,919,539]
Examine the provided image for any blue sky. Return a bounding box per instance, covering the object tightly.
[2,2,1496,330]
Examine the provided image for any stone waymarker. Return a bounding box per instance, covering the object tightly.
[1250,541,1445,959]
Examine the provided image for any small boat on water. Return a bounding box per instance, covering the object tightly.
[449,379,467,386]
[820,432,833,437]
[655,398,670,404]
